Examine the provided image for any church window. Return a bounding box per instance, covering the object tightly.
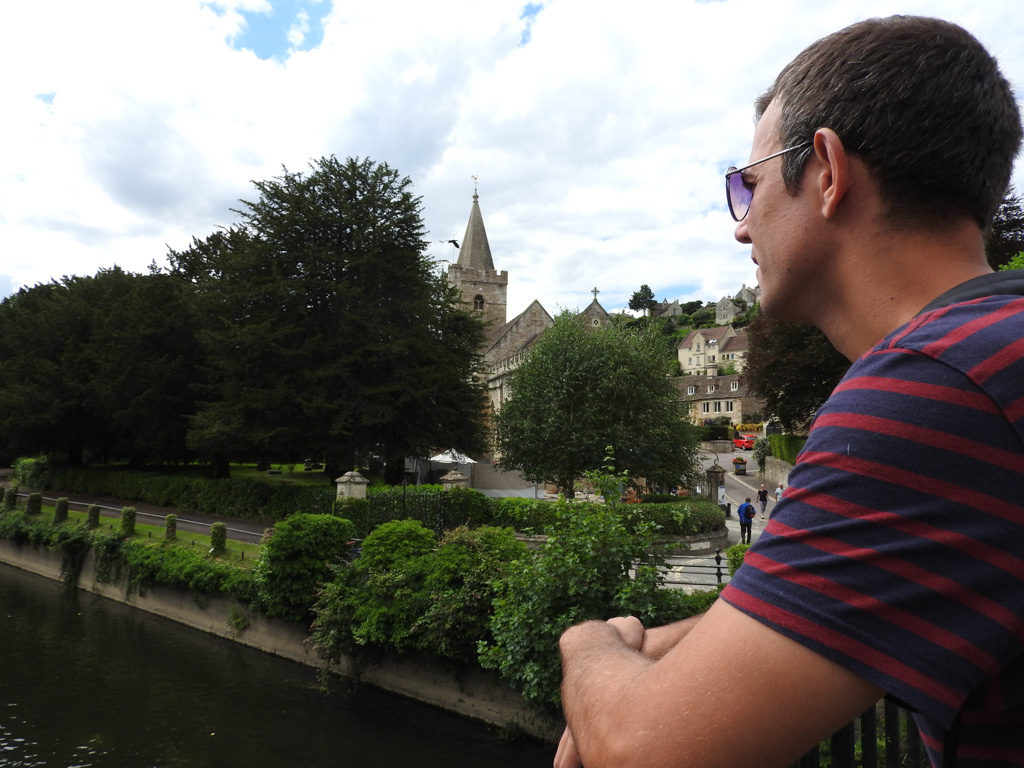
[473,295,485,311]
[592,318,600,326]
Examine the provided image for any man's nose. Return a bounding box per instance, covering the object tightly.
[734,217,751,245]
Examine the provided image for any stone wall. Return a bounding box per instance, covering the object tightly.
[0,539,558,741]
[762,456,793,490]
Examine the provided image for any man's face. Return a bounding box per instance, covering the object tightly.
[733,100,825,322]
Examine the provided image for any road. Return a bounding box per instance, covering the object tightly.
[658,449,778,591]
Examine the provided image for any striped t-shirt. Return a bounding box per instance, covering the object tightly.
[724,292,1024,767]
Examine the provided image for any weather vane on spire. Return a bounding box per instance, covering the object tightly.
[471,174,479,194]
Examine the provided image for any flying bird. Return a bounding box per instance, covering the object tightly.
[442,239,459,248]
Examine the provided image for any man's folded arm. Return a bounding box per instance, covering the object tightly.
[559,598,883,768]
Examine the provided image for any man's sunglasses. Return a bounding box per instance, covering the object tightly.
[725,141,812,221]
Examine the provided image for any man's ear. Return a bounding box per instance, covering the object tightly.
[813,128,849,219]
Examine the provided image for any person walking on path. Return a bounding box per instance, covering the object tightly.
[774,483,784,504]
[736,498,755,545]
[756,484,769,519]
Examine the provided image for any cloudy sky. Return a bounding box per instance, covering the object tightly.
[4,0,1024,316]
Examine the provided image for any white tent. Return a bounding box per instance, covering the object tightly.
[428,450,476,464]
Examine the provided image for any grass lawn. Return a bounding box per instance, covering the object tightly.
[40,504,262,566]
[230,463,331,488]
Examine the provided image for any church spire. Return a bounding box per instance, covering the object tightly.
[457,191,495,271]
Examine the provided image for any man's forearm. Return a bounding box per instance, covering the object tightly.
[640,614,704,659]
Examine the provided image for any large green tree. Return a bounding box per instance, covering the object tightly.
[628,284,657,316]
[494,311,702,497]
[743,315,851,432]
[0,268,199,466]
[167,156,489,481]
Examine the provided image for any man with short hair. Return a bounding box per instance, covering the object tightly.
[556,16,1024,768]
[737,497,755,544]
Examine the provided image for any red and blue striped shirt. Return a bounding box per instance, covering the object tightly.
[725,289,1024,767]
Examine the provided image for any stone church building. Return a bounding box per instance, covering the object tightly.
[444,192,610,494]
[447,191,610,416]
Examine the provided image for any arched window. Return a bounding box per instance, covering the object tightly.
[473,295,485,311]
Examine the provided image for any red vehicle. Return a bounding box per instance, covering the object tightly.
[733,433,757,450]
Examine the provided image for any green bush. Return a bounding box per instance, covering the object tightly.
[753,437,771,473]
[641,493,679,504]
[209,522,227,555]
[622,499,725,537]
[768,434,807,465]
[252,513,356,622]
[486,497,557,534]
[164,513,177,542]
[25,492,42,516]
[312,522,528,669]
[724,543,750,577]
[53,497,69,525]
[700,424,731,440]
[410,526,526,662]
[86,504,101,529]
[119,538,254,601]
[478,500,711,714]
[12,457,46,488]
[0,511,51,546]
[315,519,437,655]
[2,487,17,513]
[118,507,136,538]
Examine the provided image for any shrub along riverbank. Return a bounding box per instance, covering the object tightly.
[3,462,725,722]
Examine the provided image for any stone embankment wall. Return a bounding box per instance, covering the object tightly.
[0,539,558,741]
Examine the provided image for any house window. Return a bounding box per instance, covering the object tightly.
[473,295,485,311]
[687,386,695,395]
[707,385,715,393]
[730,381,739,391]
[696,343,702,351]
[713,402,722,413]
[726,400,734,412]
[701,402,710,413]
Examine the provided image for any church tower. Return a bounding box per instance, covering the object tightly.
[447,191,508,332]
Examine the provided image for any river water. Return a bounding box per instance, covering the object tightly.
[0,563,553,767]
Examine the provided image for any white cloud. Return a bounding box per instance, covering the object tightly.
[2,0,1023,312]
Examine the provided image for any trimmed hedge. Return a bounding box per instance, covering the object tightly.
[13,460,334,522]
[11,459,726,541]
[768,433,808,465]
[622,498,726,537]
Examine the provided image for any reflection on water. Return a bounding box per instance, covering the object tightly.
[0,562,552,767]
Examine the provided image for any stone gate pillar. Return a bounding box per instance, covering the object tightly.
[705,462,728,516]
[335,470,369,499]
[440,469,469,491]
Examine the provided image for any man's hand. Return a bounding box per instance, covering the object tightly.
[554,616,645,768]
[607,615,644,650]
